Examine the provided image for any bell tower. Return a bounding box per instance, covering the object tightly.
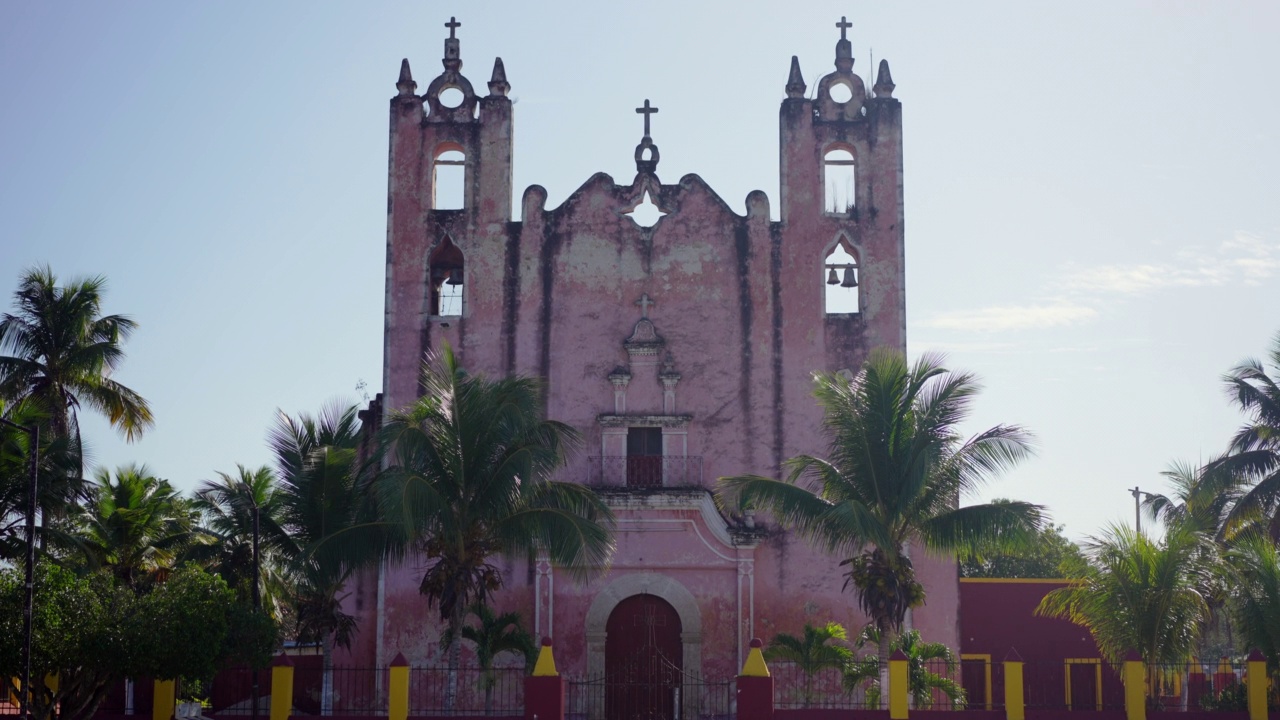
[778,15,905,358]
[383,17,515,411]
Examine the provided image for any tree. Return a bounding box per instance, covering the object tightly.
[269,401,382,716]
[189,465,289,615]
[1207,332,1280,538]
[0,266,153,446]
[847,628,966,709]
[66,464,195,589]
[0,562,275,720]
[1223,533,1280,671]
[1142,461,1248,541]
[961,508,1085,578]
[717,348,1042,702]
[764,622,854,708]
[0,398,82,559]
[378,343,614,708]
[1037,524,1213,666]
[441,603,536,714]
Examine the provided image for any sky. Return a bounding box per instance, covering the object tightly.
[1,2,1277,541]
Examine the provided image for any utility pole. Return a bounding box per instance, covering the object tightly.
[1129,486,1152,533]
[251,503,261,720]
[1,418,38,720]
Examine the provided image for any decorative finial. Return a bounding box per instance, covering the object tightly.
[397,58,417,97]
[634,100,660,173]
[873,59,895,98]
[785,56,806,98]
[443,17,462,72]
[836,16,852,41]
[834,16,854,72]
[636,99,658,138]
[488,57,510,97]
[636,293,655,318]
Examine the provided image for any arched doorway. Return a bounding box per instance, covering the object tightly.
[605,594,683,720]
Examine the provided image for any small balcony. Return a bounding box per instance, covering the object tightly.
[585,455,704,489]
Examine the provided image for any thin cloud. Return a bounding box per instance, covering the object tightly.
[1059,231,1279,294]
[923,303,1097,333]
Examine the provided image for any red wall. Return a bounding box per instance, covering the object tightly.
[959,579,1124,711]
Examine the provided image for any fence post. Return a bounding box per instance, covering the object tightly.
[1246,649,1266,720]
[153,680,175,720]
[389,653,409,720]
[1122,651,1145,720]
[1003,650,1024,720]
[270,654,294,720]
[737,638,772,720]
[525,637,565,720]
[889,649,909,720]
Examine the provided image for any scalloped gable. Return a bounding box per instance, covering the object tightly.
[535,171,753,226]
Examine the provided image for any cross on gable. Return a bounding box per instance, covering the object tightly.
[636,293,655,318]
[635,99,658,137]
[445,16,461,39]
[836,16,852,40]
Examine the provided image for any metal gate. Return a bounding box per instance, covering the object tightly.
[567,667,733,720]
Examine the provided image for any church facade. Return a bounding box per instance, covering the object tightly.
[345,18,959,682]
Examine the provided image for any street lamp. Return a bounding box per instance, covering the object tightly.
[0,418,38,720]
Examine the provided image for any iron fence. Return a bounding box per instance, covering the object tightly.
[567,671,732,720]
[769,662,873,710]
[292,667,383,716]
[1021,659,1125,711]
[916,659,967,711]
[1148,660,1246,712]
[585,456,704,489]
[409,666,525,716]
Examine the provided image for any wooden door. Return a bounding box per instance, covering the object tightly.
[605,594,683,720]
[626,427,664,488]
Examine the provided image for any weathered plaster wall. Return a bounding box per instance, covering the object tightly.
[342,25,960,676]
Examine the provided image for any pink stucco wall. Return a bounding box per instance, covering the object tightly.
[340,26,959,678]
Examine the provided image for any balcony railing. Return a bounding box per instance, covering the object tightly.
[586,455,703,489]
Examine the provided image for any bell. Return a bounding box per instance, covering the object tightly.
[841,267,858,288]
[826,267,840,285]
[446,268,464,286]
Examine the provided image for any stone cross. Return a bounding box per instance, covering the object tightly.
[836,16,851,40]
[445,16,461,39]
[636,99,658,138]
[636,293,655,318]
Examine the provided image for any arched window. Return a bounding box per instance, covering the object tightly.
[824,238,860,314]
[823,148,856,215]
[429,237,464,316]
[432,149,465,210]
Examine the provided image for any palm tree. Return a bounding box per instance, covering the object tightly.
[189,465,289,615]
[1037,524,1213,666]
[1207,333,1280,539]
[0,398,83,558]
[440,603,536,714]
[269,401,383,716]
[1223,533,1280,670]
[717,348,1043,702]
[847,627,966,709]
[1142,461,1246,540]
[67,465,195,589]
[0,266,153,447]
[377,343,615,709]
[764,622,854,708]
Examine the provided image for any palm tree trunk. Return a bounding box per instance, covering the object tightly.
[321,636,335,716]
[483,672,494,715]
[444,606,464,711]
[878,625,892,710]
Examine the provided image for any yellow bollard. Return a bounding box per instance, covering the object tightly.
[153,679,176,720]
[389,653,409,720]
[889,649,909,720]
[1004,650,1025,720]
[270,655,294,720]
[1122,651,1145,720]
[1246,650,1266,720]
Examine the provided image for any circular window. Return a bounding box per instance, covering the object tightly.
[438,87,465,109]
[828,82,853,104]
